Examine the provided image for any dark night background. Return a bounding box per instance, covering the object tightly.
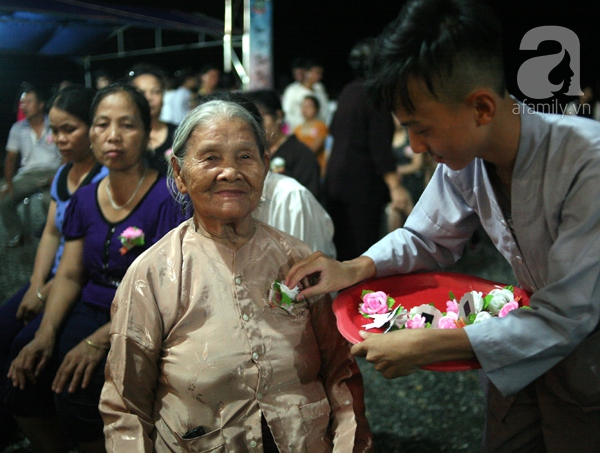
[1,0,598,153]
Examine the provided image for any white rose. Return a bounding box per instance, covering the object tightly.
[486,289,515,315]
[473,311,493,323]
[472,291,484,312]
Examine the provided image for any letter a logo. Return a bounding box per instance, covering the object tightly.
[517,26,583,99]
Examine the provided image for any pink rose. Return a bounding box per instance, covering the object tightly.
[446,300,459,314]
[438,312,458,329]
[498,301,519,317]
[120,226,144,240]
[360,291,390,315]
[405,314,426,329]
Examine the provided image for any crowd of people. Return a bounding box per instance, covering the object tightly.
[1,0,600,451]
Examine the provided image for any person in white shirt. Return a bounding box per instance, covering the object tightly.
[282,60,329,130]
[254,171,336,258]
[1,86,61,247]
[160,68,198,125]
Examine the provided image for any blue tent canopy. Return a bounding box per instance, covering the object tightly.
[0,0,226,57]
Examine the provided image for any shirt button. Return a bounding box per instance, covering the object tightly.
[257,392,262,399]
[242,314,249,322]
[105,240,111,246]
[252,352,259,361]
[250,440,257,448]
[235,277,242,285]
[500,220,507,226]
[515,256,523,264]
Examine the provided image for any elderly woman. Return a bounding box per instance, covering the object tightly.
[100,100,371,452]
[8,83,186,452]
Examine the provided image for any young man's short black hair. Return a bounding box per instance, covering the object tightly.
[368,0,506,113]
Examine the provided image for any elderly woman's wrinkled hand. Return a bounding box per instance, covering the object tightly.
[8,333,55,390]
[52,339,107,394]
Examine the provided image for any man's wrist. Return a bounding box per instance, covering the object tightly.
[421,329,476,364]
[346,256,377,282]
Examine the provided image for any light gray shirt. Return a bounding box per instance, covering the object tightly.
[6,117,61,173]
[364,106,600,397]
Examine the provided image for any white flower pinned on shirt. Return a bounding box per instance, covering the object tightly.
[269,280,301,315]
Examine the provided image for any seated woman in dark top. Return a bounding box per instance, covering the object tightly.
[246,89,322,200]
[8,83,186,452]
[0,85,107,452]
[129,63,177,175]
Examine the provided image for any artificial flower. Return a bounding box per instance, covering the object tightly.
[486,288,515,315]
[360,291,391,315]
[405,314,426,329]
[356,285,526,334]
[118,226,145,255]
[362,305,406,331]
[269,280,301,315]
[498,300,519,317]
[473,311,493,323]
[446,299,460,314]
[438,311,459,329]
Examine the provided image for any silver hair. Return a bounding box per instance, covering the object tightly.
[167,100,268,214]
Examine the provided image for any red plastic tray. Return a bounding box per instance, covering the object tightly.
[332,271,530,372]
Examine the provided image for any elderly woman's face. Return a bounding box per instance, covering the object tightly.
[174,117,268,223]
[90,91,148,170]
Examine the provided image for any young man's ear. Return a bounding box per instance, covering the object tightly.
[468,90,496,126]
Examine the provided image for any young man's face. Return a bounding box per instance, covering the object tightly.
[394,77,485,171]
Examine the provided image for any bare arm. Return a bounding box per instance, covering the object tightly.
[351,328,475,378]
[17,201,62,322]
[52,321,111,394]
[8,238,86,389]
[383,171,412,213]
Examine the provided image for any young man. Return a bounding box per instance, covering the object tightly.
[286,0,600,451]
[1,86,61,246]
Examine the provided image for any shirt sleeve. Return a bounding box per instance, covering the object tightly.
[62,189,88,240]
[466,149,600,397]
[309,295,373,452]
[364,166,480,275]
[6,122,21,153]
[100,256,163,453]
[151,191,189,242]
